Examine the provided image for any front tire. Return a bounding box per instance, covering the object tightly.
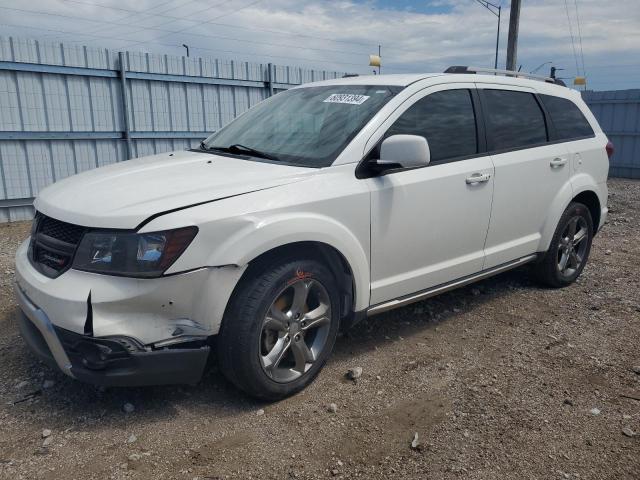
[534,202,594,288]
[217,257,340,400]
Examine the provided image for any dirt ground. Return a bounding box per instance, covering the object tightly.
[0,178,638,480]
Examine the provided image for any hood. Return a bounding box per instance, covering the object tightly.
[35,150,315,229]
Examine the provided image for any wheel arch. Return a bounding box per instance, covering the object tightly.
[205,214,371,314]
[538,181,574,252]
[539,184,602,253]
[571,189,601,233]
[237,241,357,322]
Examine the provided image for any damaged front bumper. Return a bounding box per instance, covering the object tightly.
[13,239,245,387]
[15,283,210,386]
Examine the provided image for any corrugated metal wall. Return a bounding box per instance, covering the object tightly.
[583,89,640,179]
[4,35,636,224]
[0,36,346,222]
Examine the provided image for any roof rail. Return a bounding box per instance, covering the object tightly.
[444,65,566,86]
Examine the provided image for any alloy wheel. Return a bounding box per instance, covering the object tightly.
[260,278,332,383]
[557,215,589,278]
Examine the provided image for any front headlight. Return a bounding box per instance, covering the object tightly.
[72,226,198,278]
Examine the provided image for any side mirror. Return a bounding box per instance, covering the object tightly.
[379,134,431,169]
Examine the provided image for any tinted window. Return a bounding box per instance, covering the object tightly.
[482,90,547,151]
[386,89,477,162]
[540,94,594,140]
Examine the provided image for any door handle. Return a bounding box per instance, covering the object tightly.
[465,173,491,184]
[550,157,567,167]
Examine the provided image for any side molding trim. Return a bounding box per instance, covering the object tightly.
[367,254,538,316]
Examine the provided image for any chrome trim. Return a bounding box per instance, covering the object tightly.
[367,254,538,316]
[14,282,75,378]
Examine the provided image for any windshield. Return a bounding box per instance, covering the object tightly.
[202,85,400,167]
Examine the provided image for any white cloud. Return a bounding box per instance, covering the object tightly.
[0,0,638,90]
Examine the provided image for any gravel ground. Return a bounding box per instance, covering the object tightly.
[0,178,638,480]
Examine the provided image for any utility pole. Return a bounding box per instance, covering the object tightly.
[473,1,502,70]
[494,5,501,70]
[505,0,521,71]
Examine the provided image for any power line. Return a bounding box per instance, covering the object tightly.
[97,0,210,40]
[472,0,502,70]
[119,0,263,49]
[563,0,581,76]
[116,0,234,34]
[0,22,374,70]
[2,20,426,74]
[43,0,202,39]
[57,0,379,49]
[83,0,202,35]
[34,1,232,40]
[573,0,587,79]
[0,5,372,58]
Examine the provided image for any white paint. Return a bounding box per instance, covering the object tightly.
[17,72,609,356]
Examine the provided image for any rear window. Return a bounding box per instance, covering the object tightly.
[540,94,594,141]
[482,89,547,151]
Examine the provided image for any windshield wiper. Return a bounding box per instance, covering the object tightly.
[228,144,279,161]
[200,143,280,161]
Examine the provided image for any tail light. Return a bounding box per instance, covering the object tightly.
[605,140,614,159]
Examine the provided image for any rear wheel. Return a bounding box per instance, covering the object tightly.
[534,202,594,288]
[217,258,340,400]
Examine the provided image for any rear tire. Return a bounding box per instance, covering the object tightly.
[217,257,340,400]
[534,202,594,288]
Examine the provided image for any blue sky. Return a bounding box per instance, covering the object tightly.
[0,0,638,91]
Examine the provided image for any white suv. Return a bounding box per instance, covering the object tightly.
[15,67,610,399]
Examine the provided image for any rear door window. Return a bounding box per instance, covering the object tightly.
[386,89,478,163]
[539,94,594,141]
[482,89,547,151]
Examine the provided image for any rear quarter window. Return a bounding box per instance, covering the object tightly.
[482,89,547,151]
[539,94,595,141]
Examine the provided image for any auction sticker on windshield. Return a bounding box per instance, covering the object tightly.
[323,93,370,105]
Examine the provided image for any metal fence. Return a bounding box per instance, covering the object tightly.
[0,36,347,222]
[2,36,637,223]
[583,89,640,179]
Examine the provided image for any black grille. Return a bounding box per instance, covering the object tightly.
[39,215,86,244]
[30,213,86,278]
